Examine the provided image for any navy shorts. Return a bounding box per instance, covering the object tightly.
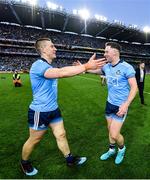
[105,101,127,122]
[28,107,63,130]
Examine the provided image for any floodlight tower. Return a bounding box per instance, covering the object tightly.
[46,1,59,10]
[143,26,150,33]
[20,0,37,6]
[78,9,90,34]
[95,14,107,22]
[28,0,37,6]
[143,26,150,42]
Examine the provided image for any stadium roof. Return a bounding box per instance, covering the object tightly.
[0,0,150,44]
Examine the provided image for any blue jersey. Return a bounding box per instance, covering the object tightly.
[102,60,135,106]
[29,58,58,112]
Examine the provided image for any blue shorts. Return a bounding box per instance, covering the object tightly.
[28,107,63,130]
[105,101,127,122]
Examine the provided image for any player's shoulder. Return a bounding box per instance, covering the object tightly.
[103,62,110,68]
[32,58,52,68]
[102,63,111,72]
[33,58,46,65]
[120,60,134,69]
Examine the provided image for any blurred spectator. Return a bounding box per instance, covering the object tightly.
[13,70,22,87]
[135,62,147,105]
[100,75,106,86]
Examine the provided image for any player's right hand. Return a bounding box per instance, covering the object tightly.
[85,53,107,70]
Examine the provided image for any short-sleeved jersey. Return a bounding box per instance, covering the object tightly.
[29,58,58,112]
[102,60,135,106]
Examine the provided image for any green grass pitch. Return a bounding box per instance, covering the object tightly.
[0,73,149,179]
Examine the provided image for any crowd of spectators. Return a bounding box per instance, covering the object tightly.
[0,23,150,72]
[1,54,150,73]
[0,56,87,71]
[1,23,150,55]
[0,56,35,71]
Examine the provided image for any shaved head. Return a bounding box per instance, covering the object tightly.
[35,38,51,55]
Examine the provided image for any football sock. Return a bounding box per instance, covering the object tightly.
[65,153,74,163]
[109,143,116,150]
[21,159,30,164]
[118,145,124,150]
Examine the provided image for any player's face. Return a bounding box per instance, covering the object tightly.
[44,41,57,59]
[104,46,116,62]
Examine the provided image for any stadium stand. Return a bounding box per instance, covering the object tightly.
[0,0,150,72]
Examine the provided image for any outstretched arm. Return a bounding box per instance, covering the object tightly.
[73,59,105,74]
[44,54,106,78]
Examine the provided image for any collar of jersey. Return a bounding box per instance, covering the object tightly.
[111,59,123,67]
[40,57,51,65]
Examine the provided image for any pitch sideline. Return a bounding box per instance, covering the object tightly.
[77,75,150,95]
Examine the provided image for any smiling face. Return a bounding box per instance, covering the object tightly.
[104,45,119,63]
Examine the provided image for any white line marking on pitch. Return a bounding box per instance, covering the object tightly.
[144,91,150,95]
[77,75,150,95]
[77,75,100,82]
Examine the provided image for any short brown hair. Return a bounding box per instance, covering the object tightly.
[105,42,122,52]
[35,38,51,54]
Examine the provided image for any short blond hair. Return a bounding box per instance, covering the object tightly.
[35,38,51,54]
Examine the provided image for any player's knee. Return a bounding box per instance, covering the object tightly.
[56,130,66,140]
[29,136,42,145]
[110,132,118,141]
